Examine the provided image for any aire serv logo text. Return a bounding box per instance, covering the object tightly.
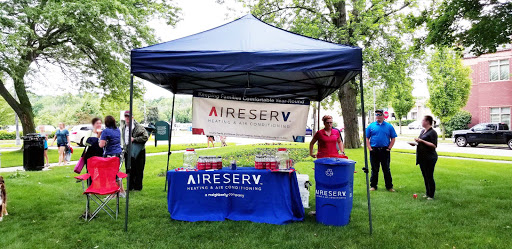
[186,173,263,191]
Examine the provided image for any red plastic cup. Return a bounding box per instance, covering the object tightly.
[413,194,418,199]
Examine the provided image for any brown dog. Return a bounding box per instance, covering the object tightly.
[0,176,7,221]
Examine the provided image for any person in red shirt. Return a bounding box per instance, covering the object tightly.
[309,115,345,158]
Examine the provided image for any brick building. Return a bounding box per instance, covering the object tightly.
[463,49,512,128]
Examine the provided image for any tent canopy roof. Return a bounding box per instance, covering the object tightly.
[131,14,362,101]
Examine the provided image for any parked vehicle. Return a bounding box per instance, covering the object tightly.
[452,123,512,149]
[5,125,22,132]
[36,125,56,133]
[408,121,422,129]
[70,124,105,146]
[305,126,313,136]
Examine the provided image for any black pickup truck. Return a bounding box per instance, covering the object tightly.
[453,123,512,149]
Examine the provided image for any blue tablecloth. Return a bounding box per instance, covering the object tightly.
[167,167,305,225]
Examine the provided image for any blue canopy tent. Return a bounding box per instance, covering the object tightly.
[127,14,372,233]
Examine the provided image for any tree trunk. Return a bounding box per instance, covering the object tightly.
[399,118,402,135]
[441,123,446,140]
[0,74,36,135]
[338,80,360,149]
[18,106,35,135]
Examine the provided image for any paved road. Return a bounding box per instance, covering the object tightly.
[393,139,512,157]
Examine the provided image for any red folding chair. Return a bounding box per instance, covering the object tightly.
[75,156,127,221]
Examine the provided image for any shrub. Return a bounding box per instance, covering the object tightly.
[445,110,472,137]
[388,119,416,126]
[47,131,56,139]
[0,130,19,140]
[220,147,311,167]
[0,130,52,140]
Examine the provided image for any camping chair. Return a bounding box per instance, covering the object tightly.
[75,156,127,221]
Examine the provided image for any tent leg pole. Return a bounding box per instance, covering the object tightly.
[125,74,134,232]
[317,101,320,132]
[359,72,373,235]
[165,94,176,192]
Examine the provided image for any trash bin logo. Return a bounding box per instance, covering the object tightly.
[315,158,356,226]
[325,168,334,177]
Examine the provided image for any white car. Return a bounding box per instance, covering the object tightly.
[5,125,22,132]
[408,121,422,129]
[69,124,104,146]
[36,125,56,133]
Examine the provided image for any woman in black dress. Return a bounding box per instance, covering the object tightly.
[413,115,438,200]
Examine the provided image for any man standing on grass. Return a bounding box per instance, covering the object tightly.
[366,109,397,192]
[121,111,149,191]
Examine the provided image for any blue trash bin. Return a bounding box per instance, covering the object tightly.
[314,157,356,226]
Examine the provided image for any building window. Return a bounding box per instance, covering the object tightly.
[490,107,511,126]
[489,59,510,81]
[411,112,417,120]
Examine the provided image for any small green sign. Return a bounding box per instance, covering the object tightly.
[155,121,170,143]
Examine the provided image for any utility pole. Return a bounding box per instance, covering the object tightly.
[15,114,20,145]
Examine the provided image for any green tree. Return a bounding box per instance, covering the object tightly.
[74,100,100,125]
[426,47,472,139]
[410,0,512,55]
[0,97,15,126]
[150,96,192,122]
[146,106,159,124]
[175,108,192,123]
[233,0,416,148]
[0,0,180,134]
[370,36,416,134]
[445,110,472,138]
[391,80,415,134]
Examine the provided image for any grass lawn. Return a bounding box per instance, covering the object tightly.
[0,145,511,248]
[0,143,233,168]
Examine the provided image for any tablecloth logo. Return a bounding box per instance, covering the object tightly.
[325,169,334,177]
[187,173,262,185]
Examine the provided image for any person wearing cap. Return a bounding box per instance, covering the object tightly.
[366,109,397,192]
[121,111,149,191]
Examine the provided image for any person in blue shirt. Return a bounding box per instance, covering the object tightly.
[99,115,125,197]
[365,109,397,192]
[99,116,123,157]
[51,122,70,166]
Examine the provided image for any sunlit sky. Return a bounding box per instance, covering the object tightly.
[28,0,428,99]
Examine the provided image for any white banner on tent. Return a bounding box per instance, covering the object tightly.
[192,92,309,142]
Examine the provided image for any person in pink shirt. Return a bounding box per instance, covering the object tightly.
[309,115,345,158]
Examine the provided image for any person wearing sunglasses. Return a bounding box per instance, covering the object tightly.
[365,109,397,192]
[310,115,344,158]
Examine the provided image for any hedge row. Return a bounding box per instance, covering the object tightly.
[388,119,416,126]
[0,130,56,140]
